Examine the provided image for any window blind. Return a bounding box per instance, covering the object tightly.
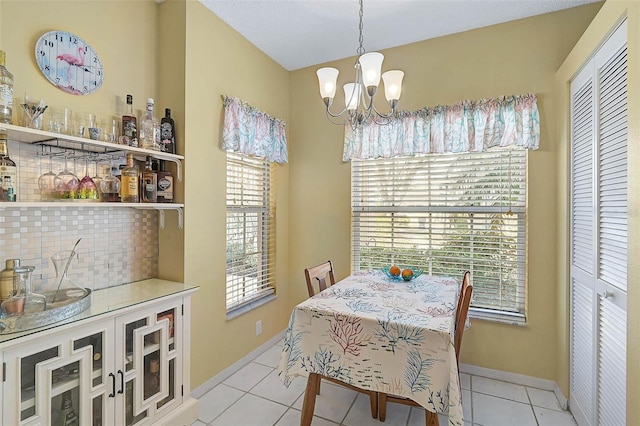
[351,150,527,321]
[226,152,276,312]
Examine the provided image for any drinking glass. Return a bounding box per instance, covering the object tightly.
[70,112,87,138]
[105,118,120,143]
[77,157,98,200]
[54,154,79,199]
[49,107,72,134]
[38,151,57,200]
[21,95,46,130]
[99,158,120,202]
[88,114,101,140]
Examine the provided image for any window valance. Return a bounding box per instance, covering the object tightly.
[222,95,288,164]
[343,93,539,161]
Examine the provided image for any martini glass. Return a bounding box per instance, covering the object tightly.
[78,157,98,200]
[38,150,57,200]
[54,153,79,200]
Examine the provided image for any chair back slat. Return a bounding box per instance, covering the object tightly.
[304,261,336,297]
[454,271,473,365]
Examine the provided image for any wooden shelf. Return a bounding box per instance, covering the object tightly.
[2,123,183,181]
[2,123,183,161]
[0,202,183,209]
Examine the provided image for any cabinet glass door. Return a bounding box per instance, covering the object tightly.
[4,325,111,426]
[73,330,109,426]
[156,308,179,411]
[18,345,59,422]
[117,310,170,425]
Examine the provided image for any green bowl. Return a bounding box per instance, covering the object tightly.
[381,266,423,281]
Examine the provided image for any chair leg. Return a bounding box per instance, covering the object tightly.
[301,373,320,426]
[425,409,439,426]
[369,392,378,419]
[378,393,387,422]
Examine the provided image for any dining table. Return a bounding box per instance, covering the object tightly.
[277,269,463,426]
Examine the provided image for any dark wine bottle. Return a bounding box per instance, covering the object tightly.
[160,108,176,154]
[155,160,174,203]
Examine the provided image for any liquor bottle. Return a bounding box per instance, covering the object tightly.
[121,95,138,147]
[155,160,174,203]
[120,154,139,203]
[0,130,17,202]
[55,390,79,426]
[140,156,157,203]
[139,98,160,151]
[160,108,176,154]
[0,50,14,124]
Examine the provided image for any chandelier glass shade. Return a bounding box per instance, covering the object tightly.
[316,0,404,128]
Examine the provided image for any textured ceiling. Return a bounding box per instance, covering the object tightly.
[200,0,601,71]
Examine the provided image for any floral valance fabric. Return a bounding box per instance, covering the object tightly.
[222,96,288,163]
[343,93,539,161]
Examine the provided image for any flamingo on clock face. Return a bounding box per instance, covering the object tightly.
[56,47,85,83]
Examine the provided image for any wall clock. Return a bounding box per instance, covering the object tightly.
[35,30,104,96]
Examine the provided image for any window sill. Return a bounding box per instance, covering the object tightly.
[226,294,277,320]
[469,307,526,326]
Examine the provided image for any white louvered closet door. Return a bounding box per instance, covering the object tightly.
[569,20,627,426]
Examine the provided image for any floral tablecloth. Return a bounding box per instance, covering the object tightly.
[278,269,463,426]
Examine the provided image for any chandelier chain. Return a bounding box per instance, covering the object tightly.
[357,0,365,56]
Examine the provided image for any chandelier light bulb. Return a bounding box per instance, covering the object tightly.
[343,83,361,110]
[317,67,339,99]
[358,52,384,88]
[382,70,404,101]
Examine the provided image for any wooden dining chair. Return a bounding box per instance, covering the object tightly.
[302,261,378,419]
[304,260,336,297]
[378,271,473,425]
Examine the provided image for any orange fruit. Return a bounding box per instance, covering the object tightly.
[401,268,414,281]
[389,265,401,276]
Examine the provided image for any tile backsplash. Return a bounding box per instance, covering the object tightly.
[1,139,159,292]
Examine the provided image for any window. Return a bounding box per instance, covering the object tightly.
[226,152,276,313]
[351,150,527,323]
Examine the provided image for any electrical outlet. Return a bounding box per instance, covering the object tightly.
[256,320,262,336]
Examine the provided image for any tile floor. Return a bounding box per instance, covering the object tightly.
[192,339,577,426]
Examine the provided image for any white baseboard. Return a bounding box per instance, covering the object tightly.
[191,330,286,399]
[459,363,568,409]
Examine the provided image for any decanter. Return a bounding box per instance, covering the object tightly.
[1,265,46,316]
[47,251,86,308]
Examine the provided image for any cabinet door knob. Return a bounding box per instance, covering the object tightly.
[601,290,614,299]
[118,370,124,394]
[109,372,116,397]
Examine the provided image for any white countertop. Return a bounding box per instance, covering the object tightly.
[0,279,198,344]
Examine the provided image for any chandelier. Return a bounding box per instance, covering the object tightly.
[316,0,404,128]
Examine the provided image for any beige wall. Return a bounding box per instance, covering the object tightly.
[556,2,640,423]
[181,1,291,388]
[288,3,602,384]
[157,0,186,283]
[0,0,157,120]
